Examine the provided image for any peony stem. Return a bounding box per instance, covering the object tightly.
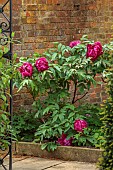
[74,91,88,103]
[72,81,77,104]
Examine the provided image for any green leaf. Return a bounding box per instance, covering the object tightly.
[59,114,64,121]
[53,65,61,72]
[52,53,58,60]
[11,32,15,37]
[0,62,3,68]
[66,133,73,140]
[65,122,69,128]
[58,43,62,51]
[43,105,55,115]
[63,104,75,111]
[58,127,62,135]
[79,86,85,94]
[41,143,48,150]
[74,134,80,140]
[41,71,46,80]
[65,69,75,80]
[68,112,75,119]
[1,94,7,102]
[4,47,9,54]
[52,114,58,123]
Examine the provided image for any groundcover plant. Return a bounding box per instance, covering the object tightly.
[14,35,113,151]
[0,45,15,150]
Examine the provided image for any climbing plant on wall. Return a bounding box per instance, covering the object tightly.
[0,46,12,149]
[99,53,113,169]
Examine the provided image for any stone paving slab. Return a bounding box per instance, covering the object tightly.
[12,157,64,170]
[47,161,98,170]
[0,156,99,170]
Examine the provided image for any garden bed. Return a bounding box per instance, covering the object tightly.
[13,142,102,163]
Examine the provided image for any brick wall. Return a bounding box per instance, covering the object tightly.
[1,0,112,110]
[13,0,113,57]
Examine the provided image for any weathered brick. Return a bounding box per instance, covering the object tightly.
[27,16,36,24]
[52,0,59,4]
[46,0,52,4]
[27,5,37,11]
[36,0,46,4]
[26,11,36,17]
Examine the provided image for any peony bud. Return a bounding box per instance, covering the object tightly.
[69,40,81,48]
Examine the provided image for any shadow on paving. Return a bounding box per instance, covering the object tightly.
[0,156,98,170]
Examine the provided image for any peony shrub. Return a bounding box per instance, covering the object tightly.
[14,35,112,151]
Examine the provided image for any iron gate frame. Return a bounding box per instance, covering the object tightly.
[0,0,13,170]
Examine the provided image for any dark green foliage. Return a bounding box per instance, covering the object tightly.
[34,103,103,150]
[13,110,41,142]
[0,44,18,150]
[0,47,14,150]
[99,66,113,169]
[0,112,12,150]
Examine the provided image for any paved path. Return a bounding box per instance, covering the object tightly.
[1,156,99,170]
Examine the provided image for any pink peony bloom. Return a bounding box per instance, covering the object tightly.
[74,119,88,132]
[85,114,91,117]
[86,41,103,61]
[57,133,73,146]
[19,62,33,78]
[69,40,81,48]
[35,57,49,72]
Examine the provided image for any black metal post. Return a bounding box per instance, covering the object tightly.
[0,0,13,170]
[9,0,13,169]
[9,0,13,170]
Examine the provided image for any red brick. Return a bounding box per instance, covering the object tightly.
[27,5,37,11]
[46,0,52,4]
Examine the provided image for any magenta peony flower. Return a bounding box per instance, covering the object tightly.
[74,119,88,132]
[85,114,91,117]
[86,41,103,61]
[19,62,33,78]
[35,57,49,72]
[69,40,81,48]
[57,133,73,146]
